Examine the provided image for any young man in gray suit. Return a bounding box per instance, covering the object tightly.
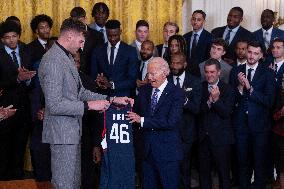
[38,18,133,189]
[199,38,232,83]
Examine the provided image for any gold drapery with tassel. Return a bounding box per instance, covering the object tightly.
[0,0,183,45]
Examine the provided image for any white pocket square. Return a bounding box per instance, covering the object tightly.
[184,88,192,92]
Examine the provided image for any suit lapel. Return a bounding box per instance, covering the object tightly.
[154,83,171,114]
[251,64,263,85]
[145,85,152,116]
[230,26,242,47]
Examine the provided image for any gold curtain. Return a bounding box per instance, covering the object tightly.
[0,0,183,45]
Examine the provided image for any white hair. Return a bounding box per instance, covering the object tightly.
[148,57,170,76]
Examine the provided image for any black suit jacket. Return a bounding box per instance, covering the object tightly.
[183,29,212,76]
[81,26,104,75]
[0,46,32,126]
[26,39,46,64]
[198,80,235,145]
[211,26,254,61]
[168,72,202,143]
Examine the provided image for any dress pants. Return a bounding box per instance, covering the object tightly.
[142,152,180,189]
[198,136,231,189]
[50,144,81,189]
[236,131,268,189]
[180,141,193,189]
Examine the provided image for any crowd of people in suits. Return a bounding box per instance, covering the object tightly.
[1,2,284,189]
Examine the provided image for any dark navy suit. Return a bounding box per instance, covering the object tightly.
[230,63,276,189]
[91,41,138,97]
[211,26,254,61]
[198,80,234,189]
[183,29,212,77]
[253,28,284,64]
[168,72,202,189]
[135,82,184,189]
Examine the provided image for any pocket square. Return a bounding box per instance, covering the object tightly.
[184,88,192,92]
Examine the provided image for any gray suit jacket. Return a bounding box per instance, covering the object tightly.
[130,41,158,60]
[38,43,106,144]
[199,59,232,84]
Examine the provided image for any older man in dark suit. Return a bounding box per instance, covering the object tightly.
[168,53,202,189]
[198,59,234,189]
[211,7,254,64]
[127,57,184,189]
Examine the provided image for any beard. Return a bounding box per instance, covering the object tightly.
[171,69,184,76]
[140,53,153,61]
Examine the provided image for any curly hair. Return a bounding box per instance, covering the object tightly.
[30,14,53,33]
[0,20,21,38]
[168,35,187,55]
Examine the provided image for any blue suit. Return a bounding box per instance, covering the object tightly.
[168,72,202,189]
[135,82,184,189]
[230,63,276,189]
[91,41,138,97]
[183,29,212,77]
[253,28,284,63]
[211,26,254,61]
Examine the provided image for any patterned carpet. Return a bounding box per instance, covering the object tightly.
[0,180,53,189]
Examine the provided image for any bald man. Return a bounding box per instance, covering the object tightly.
[127,57,184,189]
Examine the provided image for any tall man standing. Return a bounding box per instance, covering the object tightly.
[230,41,276,189]
[127,57,184,189]
[38,18,132,189]
[183,10,212,77]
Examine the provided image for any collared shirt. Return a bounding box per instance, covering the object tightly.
[237,59,247,66]
[246,62,259,81]
[275,59,284,73]
[262,27,273,43]
[135,40,142,51]
[173,71,185,88]
[141,79,168,127]
[107,41,121,64]
[91,23,108,43]
[56,42,70,56]
[223,25,240,44]
[5,45,21,67]
[38,37,47,49]
[140,57,153,80]
[190,28,203,50]
[161,43,168,57]
[208,79,219,92]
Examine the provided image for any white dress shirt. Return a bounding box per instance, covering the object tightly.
[275,59,284,73]
[161,44,168,57]
[190,28,203,50]
[223,25,240,45]
[237,59,247,66]
[173,71,185,88]
[91,23,108,43]
[5,45,21,67]
[140,79,168,127]
[107,41,121,64]
[140,57,153,80]
[262,27,273,49]
[38,38,47,49]
[135,40,142,51]
[246,62,259,81]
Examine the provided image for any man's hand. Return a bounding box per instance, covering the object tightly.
[96,73,112,89]
[92,147,101,164]
[112,97,134,107]
[136,79,148,88]
[87,100,110,111]
[0,105,17,120]
[0,89,3,97]
[37,108,45,121]
[210,86,220,102]
[17,67,36,81]
[126,111,141,123]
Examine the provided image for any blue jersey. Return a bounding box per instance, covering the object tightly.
[100,104,135,189]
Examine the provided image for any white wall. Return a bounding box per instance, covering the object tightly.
[182,0,284,34]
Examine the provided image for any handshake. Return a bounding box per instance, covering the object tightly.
[87,96,134,112]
